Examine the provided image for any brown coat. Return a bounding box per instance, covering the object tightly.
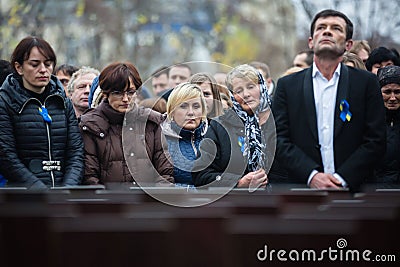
[79,101,174,186]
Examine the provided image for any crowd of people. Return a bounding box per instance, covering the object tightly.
[0,9,399,192]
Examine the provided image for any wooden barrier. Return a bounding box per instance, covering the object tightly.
[0,185,398,267]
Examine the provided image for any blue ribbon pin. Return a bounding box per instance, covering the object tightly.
[339,100,352,122]
[0,174,7,187]
[38,106,52,123]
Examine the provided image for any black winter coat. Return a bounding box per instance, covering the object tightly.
[192,108,276,187]
[0,74,84,189]
[372,109,400,183]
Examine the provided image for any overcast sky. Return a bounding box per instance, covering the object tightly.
[291,0,400,44]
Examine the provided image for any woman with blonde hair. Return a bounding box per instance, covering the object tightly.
[342,52,367,70]
[349,40,371,63]
[162,83,208,187]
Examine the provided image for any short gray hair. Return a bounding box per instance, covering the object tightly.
[67,66,99,95]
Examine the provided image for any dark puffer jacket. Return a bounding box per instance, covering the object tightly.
[80,101,174,186]
[0,74,84,189]
[162,120,206,185]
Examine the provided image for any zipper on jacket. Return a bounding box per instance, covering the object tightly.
[18,94,65,114]
[42,101,55,188]
[45,122,55,188]
[18,97,40,114]
[191,133,198,157]
[42,97,59,188]
[20,98,56,187]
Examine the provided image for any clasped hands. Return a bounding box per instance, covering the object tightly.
[310,172,344,189]
[237,168,268,189]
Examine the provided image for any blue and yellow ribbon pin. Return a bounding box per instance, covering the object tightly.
[339,100,352,122]
[38,106,52,123]
[238,136,245,153]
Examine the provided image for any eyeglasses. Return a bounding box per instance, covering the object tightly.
[110,90,137,99]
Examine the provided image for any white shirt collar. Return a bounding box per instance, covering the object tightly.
[312,62,342,79]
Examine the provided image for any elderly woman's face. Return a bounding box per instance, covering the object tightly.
[172,97,203,130]
[381,83,400,110]
[231,77,260,115]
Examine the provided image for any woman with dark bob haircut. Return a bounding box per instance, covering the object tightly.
[79,62,174,188]
[0,36,84,189]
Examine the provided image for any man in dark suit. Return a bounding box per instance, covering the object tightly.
[272,9,386,192]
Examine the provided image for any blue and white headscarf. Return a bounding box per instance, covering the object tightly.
[230,72,272,172]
